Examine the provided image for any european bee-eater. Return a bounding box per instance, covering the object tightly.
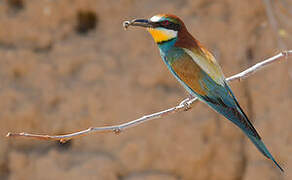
[125,14,283,172]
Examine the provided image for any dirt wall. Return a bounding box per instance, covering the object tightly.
[0,0,291,180]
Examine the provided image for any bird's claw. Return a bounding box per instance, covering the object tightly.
[179,98,192,111]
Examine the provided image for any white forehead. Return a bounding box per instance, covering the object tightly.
[150,15,162,22]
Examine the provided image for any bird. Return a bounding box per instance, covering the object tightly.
[124,14,283,172]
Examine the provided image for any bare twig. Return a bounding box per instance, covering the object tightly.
[6,50,292,142]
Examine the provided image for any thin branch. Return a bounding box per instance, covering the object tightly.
[6,50,292,143]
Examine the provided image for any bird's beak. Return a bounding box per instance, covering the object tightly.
[123,19,155,29]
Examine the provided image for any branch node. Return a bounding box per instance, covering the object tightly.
[282,50,289,60]
[60,139,68,143]
[6,132,11,137]
[113,128,122,135]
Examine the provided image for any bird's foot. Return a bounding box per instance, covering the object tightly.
[179,97,192,111]
[180,94,196,111]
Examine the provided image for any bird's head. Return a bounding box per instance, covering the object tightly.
[125,14,185,44]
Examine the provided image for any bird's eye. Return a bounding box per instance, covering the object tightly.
[161,20,170,26]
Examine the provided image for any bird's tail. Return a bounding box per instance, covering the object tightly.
[227,88,284,172]
[226,84,284,172]
[203,82,284,172]
[218,106,284,172]
[207,99,284,171]
[246,133,284,172]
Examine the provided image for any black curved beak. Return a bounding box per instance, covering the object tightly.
[123,19,155,29]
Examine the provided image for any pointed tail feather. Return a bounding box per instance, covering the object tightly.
[199,79,283,171]
[271,158,284,172]
[247,133,284,172]
[224,83,284,172]
[203,97,284,172]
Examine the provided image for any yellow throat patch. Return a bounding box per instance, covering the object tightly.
[147,28,177,43]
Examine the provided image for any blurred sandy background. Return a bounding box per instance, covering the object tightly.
[0,0,291,180]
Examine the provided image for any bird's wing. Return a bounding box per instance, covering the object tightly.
[183,47,225,86]
[166,47,261,139]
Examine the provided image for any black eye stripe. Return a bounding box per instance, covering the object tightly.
[156,21,181,31]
